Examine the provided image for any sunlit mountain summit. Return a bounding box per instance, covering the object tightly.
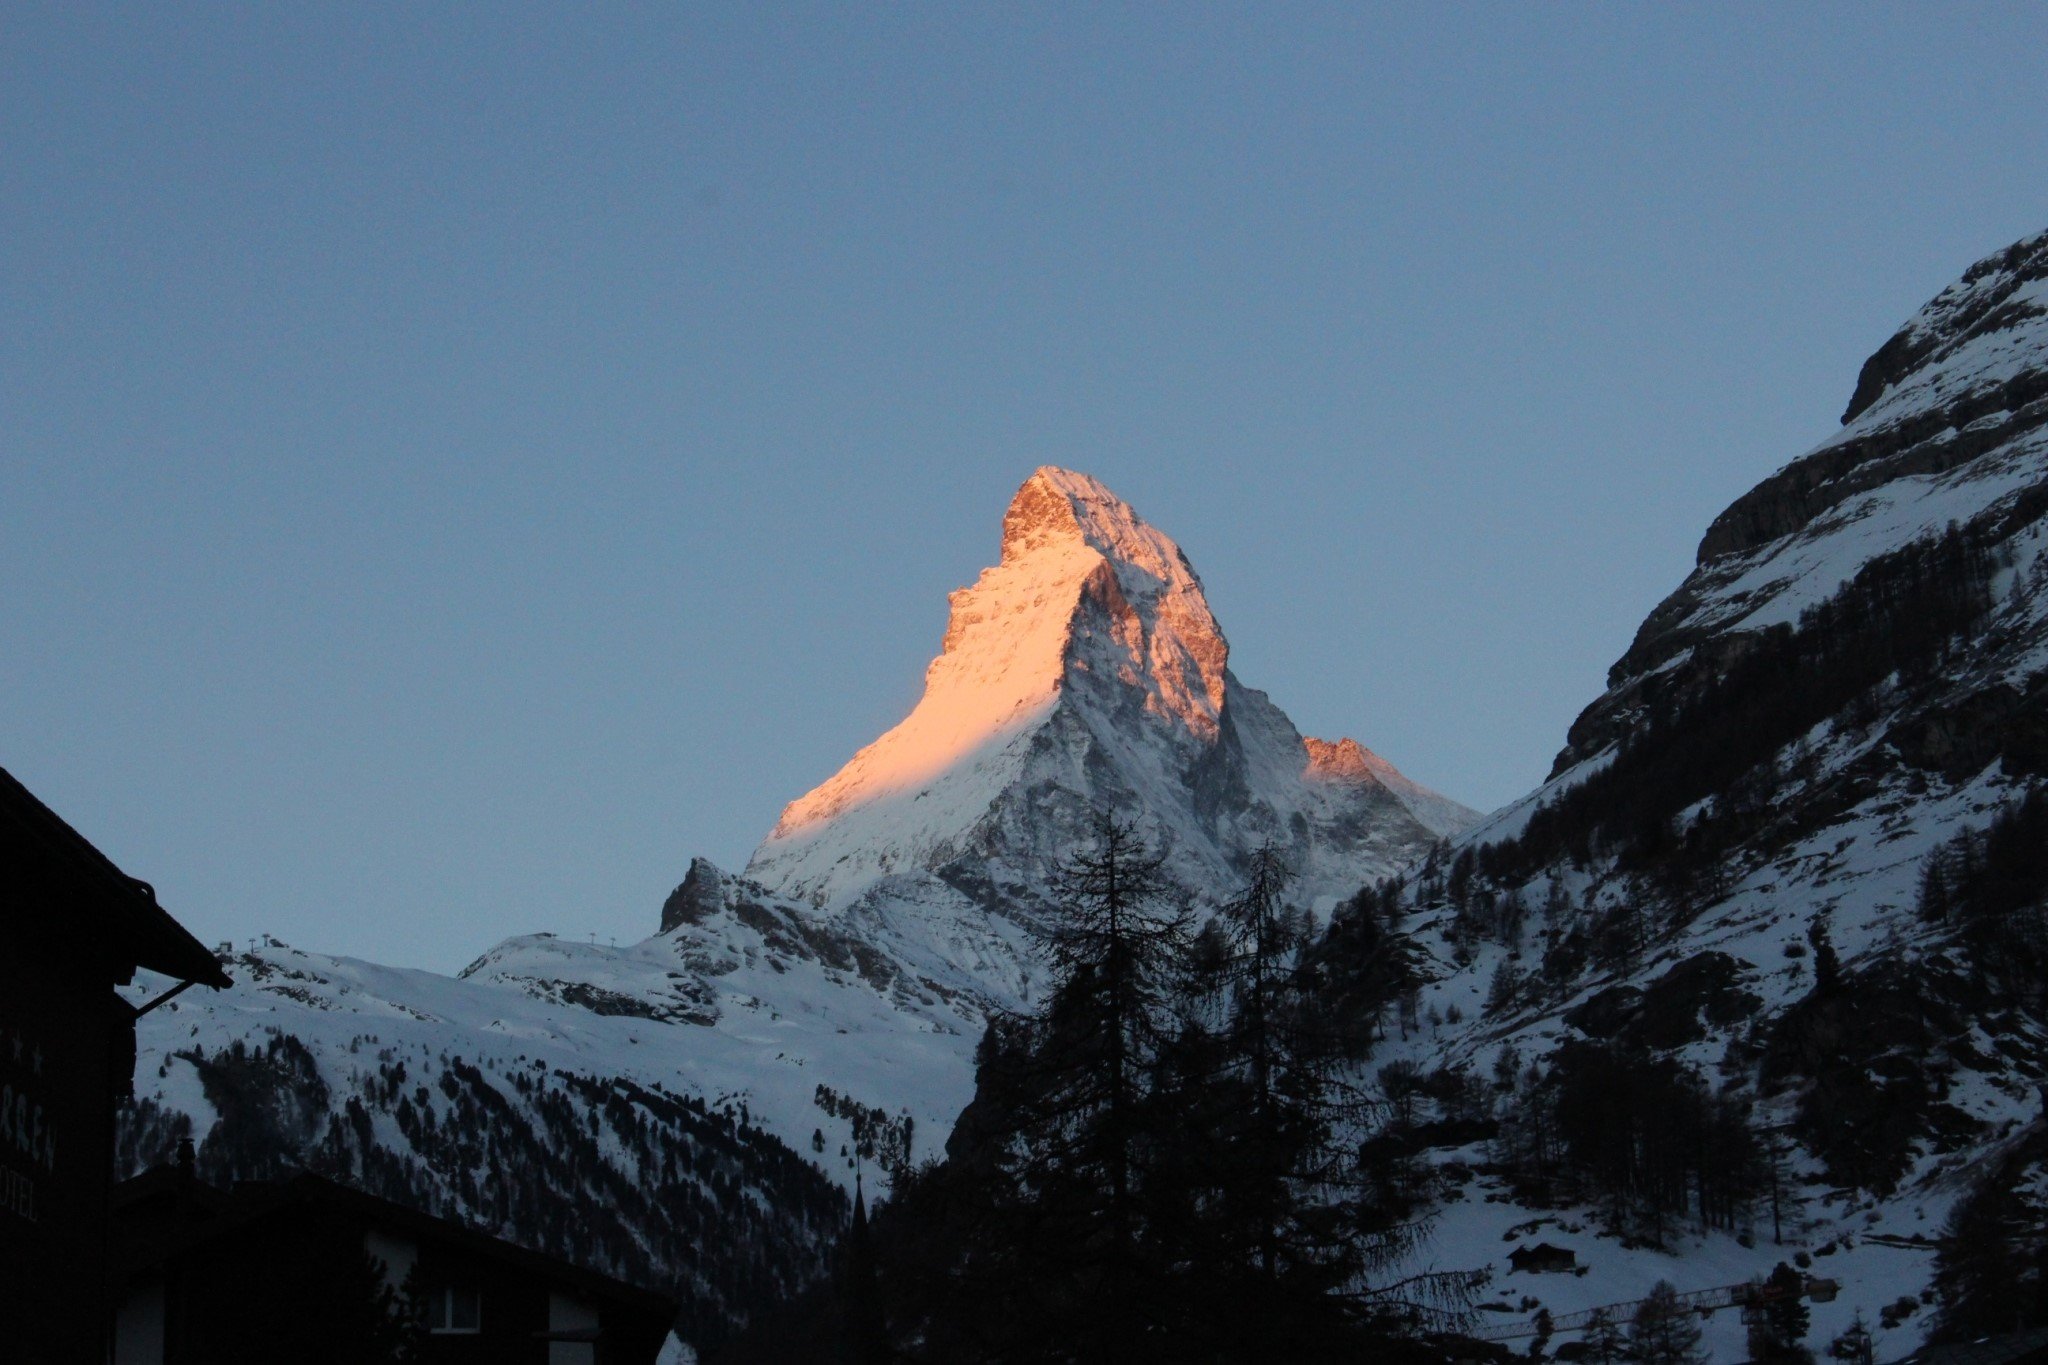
[748,466,1474,912]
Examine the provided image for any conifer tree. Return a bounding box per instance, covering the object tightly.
[1030,809,1191,1347]
[1807,914,1841,997]
[851,818,1483,1361]
[1214,845,1298,1293]
[1630,1280,1705,1365]
[1162,848,1473,1351]
[885,810,1193,1359]
[1582,1306,1627,1365]
[1162,846,1355,1350]
[1750,1261,1813,1364]
[838,1174,889,1365]
[1827,1312,1874,1365]
[1917,853,1952,924]
[1297,880,1425,1053]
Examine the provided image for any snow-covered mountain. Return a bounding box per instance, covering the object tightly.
[749,466,1471,911]
[121,465,1472,1342]
[1372,227,2048,1357]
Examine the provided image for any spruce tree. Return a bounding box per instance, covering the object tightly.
[1827,1312,1874,1365]
[1163,848,1471,1352]
[1917,853,1952,924]
[1297,881,1425,1054]
[1808,914,1841,997]
[1214,845,1298,1298]
[1165,846,1350,1351]
[855,819,1483,1361]
[885,810,1193,1360]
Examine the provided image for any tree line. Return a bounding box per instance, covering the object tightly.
[1491,1039,1769,1248]
[1482,522,2001,889]
[1917,784,2048,1011]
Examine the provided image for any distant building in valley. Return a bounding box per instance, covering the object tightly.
[1507,1242,1579,1275]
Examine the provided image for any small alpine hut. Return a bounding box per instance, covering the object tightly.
[1508,1242,1579,1275]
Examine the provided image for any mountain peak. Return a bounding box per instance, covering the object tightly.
[746,468,1470,909]
[998,467,1096,559]
[759,469,1230,889]
[999,467,1189,575]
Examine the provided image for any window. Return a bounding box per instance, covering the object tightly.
[426,1284,482,1334]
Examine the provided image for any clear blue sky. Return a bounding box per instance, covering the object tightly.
[5,4,2045,972]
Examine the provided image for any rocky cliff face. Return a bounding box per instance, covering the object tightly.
[748,466,1472,913]
[1564,228,2048,770]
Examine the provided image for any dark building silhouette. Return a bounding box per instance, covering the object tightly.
[1507,1242,1578,1274]
[109,1162,679,1363]
[0,767,231,1364]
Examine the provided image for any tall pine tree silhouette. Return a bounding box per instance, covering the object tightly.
[839,1172,890,1365]
[1026,809,1191,1357]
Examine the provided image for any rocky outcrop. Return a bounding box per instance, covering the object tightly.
[1545,228,2048,779]
[1842,229,2048,425]
[1695,365,2048,566]
[660,856,728,932]
[1697,230,2048,568]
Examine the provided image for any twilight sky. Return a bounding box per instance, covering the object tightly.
[5,4,2047,972]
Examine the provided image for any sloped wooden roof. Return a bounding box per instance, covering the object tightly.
[0,765,231,988]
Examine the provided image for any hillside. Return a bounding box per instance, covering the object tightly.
[1367,227,2048,1358]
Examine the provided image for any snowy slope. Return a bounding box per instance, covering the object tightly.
[120,872,997,1337]
[1578,227,2048,758]
[139,909,985,1187]
[1374,227,2048,1355]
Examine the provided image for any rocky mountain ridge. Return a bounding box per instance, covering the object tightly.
[1574,227,2048,769]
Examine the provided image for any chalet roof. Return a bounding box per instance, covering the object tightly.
[0,766,231,988]
[1509,1242,1575,1261]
